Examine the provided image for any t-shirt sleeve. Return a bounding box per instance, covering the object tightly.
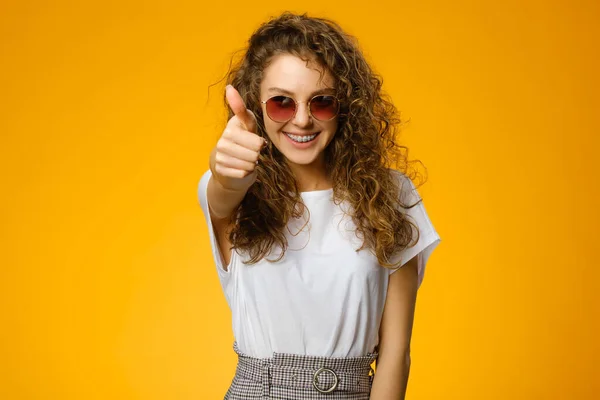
[197,169,233,284]
[388,170,441,289]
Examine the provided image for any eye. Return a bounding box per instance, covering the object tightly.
[311,95,336,109]
[271,96,295,109]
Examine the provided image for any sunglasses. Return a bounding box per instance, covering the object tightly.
[261,95,340,123]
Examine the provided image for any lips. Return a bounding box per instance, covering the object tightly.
[283,131,320,136]
[283,131,321,144]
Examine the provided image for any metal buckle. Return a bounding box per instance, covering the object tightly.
[312,367,339,393]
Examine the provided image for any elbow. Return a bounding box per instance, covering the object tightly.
[377,346,411,372]
[404,353,411,377]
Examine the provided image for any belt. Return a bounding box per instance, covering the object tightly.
[232,341,377,396]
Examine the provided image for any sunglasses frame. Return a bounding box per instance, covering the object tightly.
[260,94,340,123]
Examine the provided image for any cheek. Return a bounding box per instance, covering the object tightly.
[324,119,339,135]
[262,116,281,137]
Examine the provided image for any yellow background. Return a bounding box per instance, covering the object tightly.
[1,0,598,399]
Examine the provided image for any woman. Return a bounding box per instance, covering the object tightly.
[197,12,441,399]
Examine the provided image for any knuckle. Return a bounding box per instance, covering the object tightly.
[233,127,247,138]
[216,138,227,150]
[229,115,240,126]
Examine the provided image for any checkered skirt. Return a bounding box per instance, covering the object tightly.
[224,341,378,400]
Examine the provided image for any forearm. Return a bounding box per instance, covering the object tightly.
[207,175,247,220]
[369,351,411,400]
[207,148,248,220]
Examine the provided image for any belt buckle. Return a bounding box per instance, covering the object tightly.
[312,367,339,393]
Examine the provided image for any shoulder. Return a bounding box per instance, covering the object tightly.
[386,168,422,206]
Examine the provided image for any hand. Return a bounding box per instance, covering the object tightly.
[211,85,266,192]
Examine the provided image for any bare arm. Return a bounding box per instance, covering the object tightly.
[206,148,252,267]
[207,147,250,221]
[370,255,419,400]
[206,85,265,267]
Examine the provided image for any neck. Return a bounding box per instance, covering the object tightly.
[287,157,331,192]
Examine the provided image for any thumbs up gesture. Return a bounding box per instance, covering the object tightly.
[211,85,266,192]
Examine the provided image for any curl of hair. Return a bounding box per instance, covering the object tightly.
[221,12,427,268]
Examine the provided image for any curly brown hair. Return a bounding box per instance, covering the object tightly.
[220,12,427,268]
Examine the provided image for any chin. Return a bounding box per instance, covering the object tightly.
[279,138,326,166]
[282,151,322,166]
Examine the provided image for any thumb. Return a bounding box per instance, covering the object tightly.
[226,85,256,132]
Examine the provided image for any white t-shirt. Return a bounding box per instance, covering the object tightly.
[197,169,441,358]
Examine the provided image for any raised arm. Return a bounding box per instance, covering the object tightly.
[207,85,265,265]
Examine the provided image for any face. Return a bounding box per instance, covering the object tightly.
[259,54,339,168]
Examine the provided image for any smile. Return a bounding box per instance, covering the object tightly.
[284,131,320,143]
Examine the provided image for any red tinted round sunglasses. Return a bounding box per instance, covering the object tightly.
[261,95,340,123]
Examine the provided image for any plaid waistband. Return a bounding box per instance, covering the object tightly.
[232,341,378,395]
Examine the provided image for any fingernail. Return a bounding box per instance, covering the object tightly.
[225,84,232,91]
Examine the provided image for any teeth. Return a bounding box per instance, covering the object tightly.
[285,132,318,143]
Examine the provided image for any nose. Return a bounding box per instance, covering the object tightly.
[291,102,312,128]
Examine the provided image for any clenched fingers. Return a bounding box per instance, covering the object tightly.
[221,128,265,155]
[215,152,257,172]
[213,165,254,180]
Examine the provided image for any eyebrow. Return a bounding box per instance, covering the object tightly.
[267,87,336,96]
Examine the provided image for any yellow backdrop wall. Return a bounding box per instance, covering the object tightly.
[1,1,598,399]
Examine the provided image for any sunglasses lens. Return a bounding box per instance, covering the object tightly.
[310,95,339,121]
[265,96,296,122]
